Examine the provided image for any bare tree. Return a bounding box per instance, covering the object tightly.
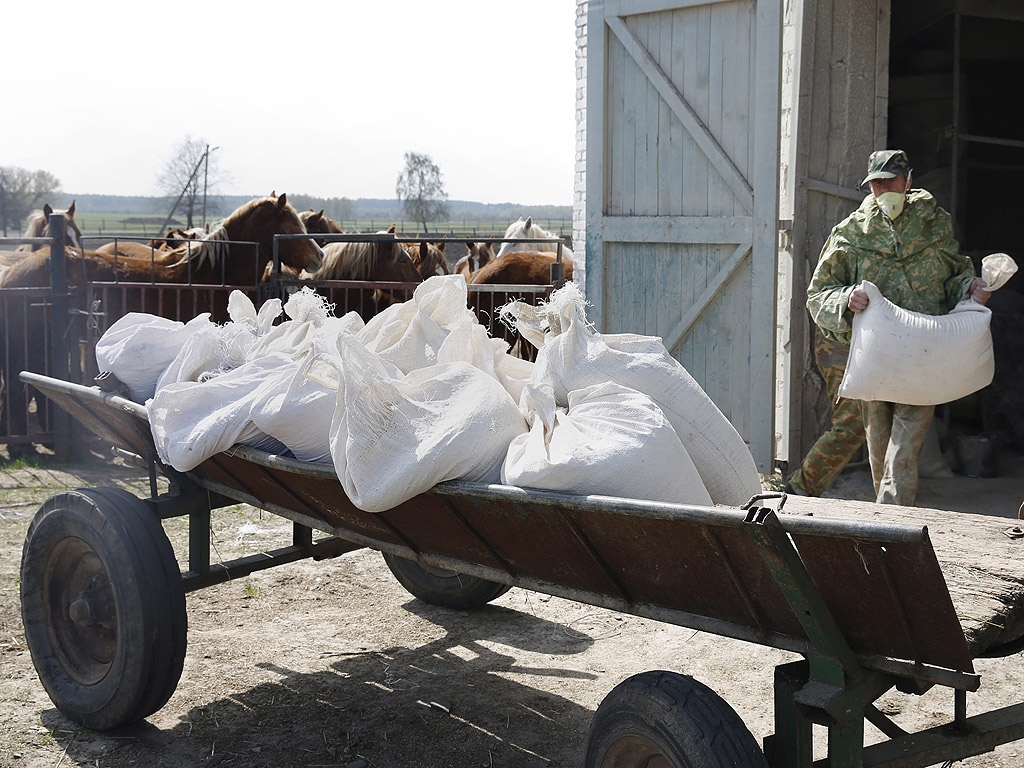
[0,166,61,236]
[157,136,226,228]
[395,152,449,232]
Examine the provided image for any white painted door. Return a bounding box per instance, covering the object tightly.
[585,0,782,470]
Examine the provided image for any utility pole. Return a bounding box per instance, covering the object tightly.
[202,145,219,228]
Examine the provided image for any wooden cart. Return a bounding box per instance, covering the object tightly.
[18,371,1024,767]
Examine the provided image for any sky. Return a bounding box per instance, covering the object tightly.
[4,1,578,206]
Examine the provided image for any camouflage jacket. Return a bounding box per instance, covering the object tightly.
[806,189,975,344]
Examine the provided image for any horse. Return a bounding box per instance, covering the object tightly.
[15,201,83,252]
[0,202,84,285]
[469,251,574,360]
[307,226,423,321]
[469,250,573,286]
[496,216,563,257]
[299,209,344,247]
[3,193,321,290]
[404,240,450,278]
[0,194,322,453]
[454,241,495,280]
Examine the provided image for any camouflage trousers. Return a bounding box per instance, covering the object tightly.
[788,358,865,497]
[863,401,935,506]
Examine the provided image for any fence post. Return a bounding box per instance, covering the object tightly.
[48,213,71,460]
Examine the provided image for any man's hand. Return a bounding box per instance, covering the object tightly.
[969,277,991,305]
[848,288,869,313]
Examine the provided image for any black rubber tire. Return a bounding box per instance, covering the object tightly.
[585,671,768,768]
[381,552,512,609]
[20,487,187,730]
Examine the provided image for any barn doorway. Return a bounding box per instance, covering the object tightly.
[888,1,1024,481]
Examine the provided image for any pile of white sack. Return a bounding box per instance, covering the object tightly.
[95,275,761,512]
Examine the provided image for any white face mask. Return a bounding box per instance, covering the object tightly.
[876,190,906,220]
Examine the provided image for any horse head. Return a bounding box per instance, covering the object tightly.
[217,193,323,280]
[17,201,83,252]
[407,239,450,278]
[299,208,344,247]
[497,215,560,257]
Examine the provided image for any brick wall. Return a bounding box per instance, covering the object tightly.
[573,0,588,292]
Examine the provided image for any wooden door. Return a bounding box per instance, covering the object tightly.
[585,0,782,470]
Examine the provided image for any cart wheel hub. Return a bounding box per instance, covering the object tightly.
[68,598,93,626]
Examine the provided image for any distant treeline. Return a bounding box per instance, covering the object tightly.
[55,193,571,223]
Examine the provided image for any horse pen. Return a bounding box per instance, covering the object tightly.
[0,207,570,459]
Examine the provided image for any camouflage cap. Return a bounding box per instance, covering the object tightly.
[860,149,912,187]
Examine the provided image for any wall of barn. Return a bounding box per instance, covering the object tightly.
[786,0,889,469]
[573,0,589,290]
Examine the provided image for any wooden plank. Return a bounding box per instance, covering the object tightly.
[747,0,782,471]
[585,3,607,326]
[874,0,890,147]
[799,176,864,203]
[623,20,637,216]
[601,214,751,243]
[695,4,713,217]
[680,7,699,216]
[608,0,736,16]
[663,240,751,353]
[784,497,1024,656]
[606,14,754,212]
[658,9,675,217]
[639,13,659,217]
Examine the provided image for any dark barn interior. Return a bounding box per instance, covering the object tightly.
[888,0,1024,470]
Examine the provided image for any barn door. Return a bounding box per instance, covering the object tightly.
[585,0,782,471]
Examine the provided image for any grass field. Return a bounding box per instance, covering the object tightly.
[71,212,573,240]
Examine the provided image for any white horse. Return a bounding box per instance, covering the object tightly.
[496,216,562,257]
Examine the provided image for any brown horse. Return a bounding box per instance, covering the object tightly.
[468,250,573,286]
[15,201,83,252]
[307,227,422,320]
[299,209,344,247]
[469,251,574,359]
[4,193,321,289]
[404,240,450,279]
[0,202,84,285]
[454,241,495,280]
[0,194,322,451]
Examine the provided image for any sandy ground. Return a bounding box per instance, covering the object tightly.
[1,447,1023,768]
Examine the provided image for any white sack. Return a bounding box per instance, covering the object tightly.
[502,382,712,505]
[510,285,760,506]
[355,275,478,373]
[248,351,336,463]
[154,316,223,392]
[150,354,291,471]
[95,312,213,402]
[981,253,1018,291]
[839,281,993,406]
[243,288,343,362]
[328,335,528,512]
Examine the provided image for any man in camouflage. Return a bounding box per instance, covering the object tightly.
[805,149,990,505]
[786,328,865,496]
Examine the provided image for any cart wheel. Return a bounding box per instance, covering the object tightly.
[585,671,768,768]
[381,552,512,609]
[20,487,187,730]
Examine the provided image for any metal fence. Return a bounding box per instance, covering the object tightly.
[1,223,562,458]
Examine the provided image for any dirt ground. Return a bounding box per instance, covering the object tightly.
[2,445,1023,768]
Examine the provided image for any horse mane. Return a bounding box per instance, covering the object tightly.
[168,193,297,271]
[315,241,380,280]
[503,216,556,240]
[17,205,83,252]
[169,224,230,270]
[21,210,48,239]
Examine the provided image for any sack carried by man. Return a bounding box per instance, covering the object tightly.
[839,280,993,405]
